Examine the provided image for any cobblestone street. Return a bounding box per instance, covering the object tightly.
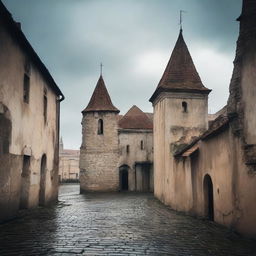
[0,184,256,256]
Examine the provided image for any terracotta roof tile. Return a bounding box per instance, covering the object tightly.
[118,105,153,130]
[150,30,211,102]
[83,75,119,113]
[60,149,80,156]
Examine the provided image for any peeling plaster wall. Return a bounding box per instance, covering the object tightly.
[153,92,208,207]
[0,20,59,221]
[118,129,153,191]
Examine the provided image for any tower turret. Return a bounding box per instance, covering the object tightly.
[149,29,211,203]
[80,75,120,192]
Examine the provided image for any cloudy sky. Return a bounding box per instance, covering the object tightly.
[3,0,242,149]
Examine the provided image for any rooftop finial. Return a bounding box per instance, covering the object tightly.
[100,62,103,76]
[179,10,186,31]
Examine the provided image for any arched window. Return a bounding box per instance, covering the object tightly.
[140,140,144,150]
[182,101,188,113]
[98,119,103,134]
[126,145,130,154]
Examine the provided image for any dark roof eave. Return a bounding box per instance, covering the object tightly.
[118,127,153,131]
[82,109,120,114]
[149,87,211,103]
[0,1,64,99]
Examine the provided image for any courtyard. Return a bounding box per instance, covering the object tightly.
[0,184,255,255]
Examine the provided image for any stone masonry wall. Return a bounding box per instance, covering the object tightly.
[80,112,119,192]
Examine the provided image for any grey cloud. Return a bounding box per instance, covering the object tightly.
[3,0,242,148]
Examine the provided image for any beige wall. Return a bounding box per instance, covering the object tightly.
[0,20,60,221]
[153,92,208,205]
[59,156,79,181]
[118,129,153,191]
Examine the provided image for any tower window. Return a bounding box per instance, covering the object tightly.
[140,140,144,150]
[23,74,30,103]
[182,101,188,113]
[126,145,130,154]
[98,119,103,134]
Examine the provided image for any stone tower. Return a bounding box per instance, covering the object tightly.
[149,29,211,204]
[80,75,120,192]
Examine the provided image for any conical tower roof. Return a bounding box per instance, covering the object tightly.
[82,75,119,113]
[150,30,211,103]
[118,105,153,130]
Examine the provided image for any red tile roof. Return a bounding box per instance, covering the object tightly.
[118,105,153,130]
[150,30,211,102]
[82,75,119,113]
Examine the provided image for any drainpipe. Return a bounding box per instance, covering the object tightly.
[56,94,65,189]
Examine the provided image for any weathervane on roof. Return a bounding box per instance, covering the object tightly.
[179,10,186,30]
[100,62,103,76]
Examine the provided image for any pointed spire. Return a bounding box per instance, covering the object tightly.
[82,75,119,113]
[150,30,211,103]
[118,105,153,130]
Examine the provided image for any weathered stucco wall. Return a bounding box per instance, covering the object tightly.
[153,92,208,206]
[80,112,119,192]
[0,20,59,221]
[192,129,234,225]
[118,129,153,191]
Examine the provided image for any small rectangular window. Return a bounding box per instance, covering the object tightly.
[140,140,144,150]
[43,89,47,124]
[23,74,30,103]
[126,145,130,154]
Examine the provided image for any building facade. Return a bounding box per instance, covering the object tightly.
[0,2,64,222]
[150,0,256,237]
[80,77,153,192]
[59,138,80,183]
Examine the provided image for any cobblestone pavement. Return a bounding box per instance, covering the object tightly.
[0,184,256,256]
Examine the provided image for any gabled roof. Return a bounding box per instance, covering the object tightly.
[150,29,210,103]
[0,1,64,99]
[82,75,119,113]
[118,105,153,130]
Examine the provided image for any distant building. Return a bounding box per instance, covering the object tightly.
[59,138,80,183]
[79,76,153,192]
[0,1,64,222]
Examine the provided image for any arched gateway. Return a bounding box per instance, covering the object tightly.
[119,165,129,191]
[203,174,214,221]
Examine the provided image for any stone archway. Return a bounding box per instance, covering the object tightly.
[119,165,129,191]
[39,154,47,206]
[203,174,214,221]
